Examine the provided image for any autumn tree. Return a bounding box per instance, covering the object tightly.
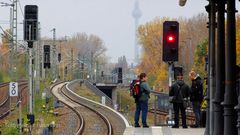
[0,29,11,81]
[137,17,168,90]
[0,28,28,81]
[193,39,208,78]
[178,13,208,74]
[70,33,107,61]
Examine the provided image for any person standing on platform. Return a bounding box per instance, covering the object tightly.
[236,65,240,93]
[169,73,190,128]
[189,70,203,128]
[134,73,151,128]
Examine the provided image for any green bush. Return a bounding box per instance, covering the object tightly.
[2,123,20,135]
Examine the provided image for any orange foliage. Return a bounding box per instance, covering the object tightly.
[137,17,169,89]
[0,31,11,72]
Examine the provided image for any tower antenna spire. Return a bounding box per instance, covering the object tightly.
[132,0,142,64]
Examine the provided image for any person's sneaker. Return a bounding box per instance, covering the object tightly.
[182,125,188,129]
[134,124,141,128]
[190,125,199,128]
[172,125,179,128]
[143,125,149,128]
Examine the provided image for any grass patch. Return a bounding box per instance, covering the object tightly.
[74,85,101,102]
[32,89,59,134]
[1,123,20,135]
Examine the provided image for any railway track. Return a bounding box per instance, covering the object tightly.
[51,82,84,135]
[67,80,129,135]
[51,82,113,135]
[0,82,11,106]
[0,81,28,119]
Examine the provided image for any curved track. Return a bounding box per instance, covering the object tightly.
[68,80,129,135]
[0,81,28,119]
[51,82,113,135]
[0,82,11,107]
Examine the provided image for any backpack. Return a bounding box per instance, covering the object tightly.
[130,80,142,101]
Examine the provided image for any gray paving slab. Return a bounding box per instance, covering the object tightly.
[170,128,205,135]
[162,127,172,135]
[123,126,205,135]
[123,127,163,135]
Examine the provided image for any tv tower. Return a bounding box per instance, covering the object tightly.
[132,0,142,64]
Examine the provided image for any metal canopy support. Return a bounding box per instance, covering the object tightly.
[222,0,238,135]
[213,0,226,135]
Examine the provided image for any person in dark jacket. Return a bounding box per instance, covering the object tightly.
[134,73,151,128]
[169,73,190,128]
[236,65,240,96]
[189,70,203,128]
[236,65,240,134]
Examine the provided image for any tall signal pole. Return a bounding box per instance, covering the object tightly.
[11,0,17,80]
[71,48,74,79]
[51,28,57,79]
[12,0,17,53]
[10,8,14,80]
[28,29,34,135]
[35,23,41,94]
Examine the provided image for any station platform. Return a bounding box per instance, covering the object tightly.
[123,126,205,135]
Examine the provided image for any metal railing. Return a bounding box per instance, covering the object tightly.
[150,90,194,126]
[149,90,173,126]
[150,90,173,112]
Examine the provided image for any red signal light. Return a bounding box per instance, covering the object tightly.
[167,35,175,43]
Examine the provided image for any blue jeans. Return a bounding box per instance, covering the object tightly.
[134,100,148,126]
[192,101,201,126]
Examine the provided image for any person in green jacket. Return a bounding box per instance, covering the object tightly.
[134,73,151,128]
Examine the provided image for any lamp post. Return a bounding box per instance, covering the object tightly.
[222,0,238,134]
[213,1,226,135]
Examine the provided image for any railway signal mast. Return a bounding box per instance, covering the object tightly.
[162,21,179,123]
[24,5,38,135]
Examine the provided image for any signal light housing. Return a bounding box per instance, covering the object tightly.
[43,45,51,69]
[117,67,123,83]
[24,5,38,45]
[162,21,179,62]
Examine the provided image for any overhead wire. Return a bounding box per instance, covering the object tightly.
[18,0,24,18]
[0,25,27,49]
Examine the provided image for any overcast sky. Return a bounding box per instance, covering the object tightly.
[1,0,239,63]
